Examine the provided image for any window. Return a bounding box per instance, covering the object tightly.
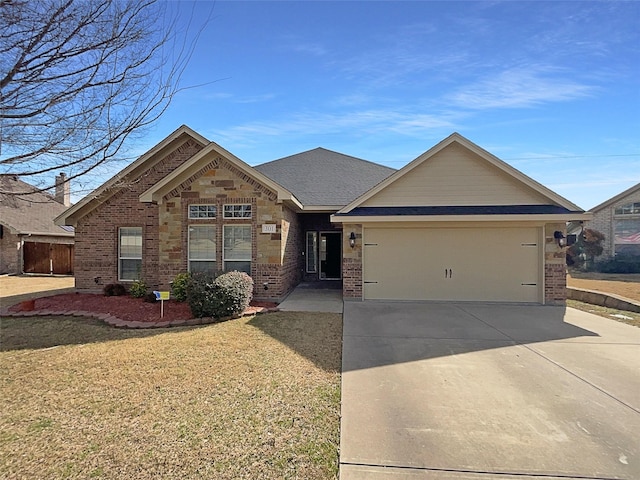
[614,202,640,215]
[306,231,317,273]
[223,204,252,218]
[119,227,142,281]
[189,204,216,219]
[223,225,251,274]
[189,225,216,273]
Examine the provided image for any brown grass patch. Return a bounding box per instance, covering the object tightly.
[567,271,640,302]
[567,300,640,328]
[0,312,342,479]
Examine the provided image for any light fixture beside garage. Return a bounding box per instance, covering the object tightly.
[349,232,357,248]
[554,230,566,248]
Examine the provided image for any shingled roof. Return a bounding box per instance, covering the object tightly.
[254,147,395,208]
[0,175,74,237]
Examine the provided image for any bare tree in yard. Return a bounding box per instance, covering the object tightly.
[0,0,208,196]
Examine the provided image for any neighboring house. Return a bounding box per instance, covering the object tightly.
[587,182,640,258]
[0,174,74,275]
[55,125,590,304]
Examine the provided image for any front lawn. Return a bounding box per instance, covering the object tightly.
[0,312,342,479]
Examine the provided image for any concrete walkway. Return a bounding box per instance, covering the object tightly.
[277,284,343,313]
[341,302,640,479]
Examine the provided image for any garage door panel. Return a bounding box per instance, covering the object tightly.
[364,229,428,300]
[364,227,541,303]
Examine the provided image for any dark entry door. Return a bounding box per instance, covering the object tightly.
[320,232,341,280]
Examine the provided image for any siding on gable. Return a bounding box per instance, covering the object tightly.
[362,143,549,207]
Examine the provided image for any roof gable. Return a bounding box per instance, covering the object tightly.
[338,133,583,214]
[590,181,640,212]
[139,140,299,207]
[55,125,209,226]
[254,147,395,208]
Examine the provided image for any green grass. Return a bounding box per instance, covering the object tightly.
[0,312,342,479]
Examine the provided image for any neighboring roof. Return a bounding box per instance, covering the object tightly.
[334,132,587,222]
[139,141,301,208]
[0,175,74,237]
[55,125,209,226]
[254,147,396,208]
[589,182,640,212]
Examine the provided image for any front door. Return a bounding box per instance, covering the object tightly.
[320,232,341,280]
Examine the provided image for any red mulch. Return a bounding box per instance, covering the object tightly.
[9,294,277,323]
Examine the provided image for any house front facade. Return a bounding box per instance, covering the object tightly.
[587,182,640,258]
[56,126,590,305]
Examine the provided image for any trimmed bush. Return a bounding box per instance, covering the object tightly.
[129,280,147,298]
[186,271,253,319]
[143,292,158,303]
[171,272,190,302]
[103,283,126,296]
[592,256,640,274]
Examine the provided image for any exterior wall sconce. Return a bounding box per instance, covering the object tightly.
[349,232,357,248]
[554,230,566,248]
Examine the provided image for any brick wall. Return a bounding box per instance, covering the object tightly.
[75,137,203,292]
[342,223,362,299]
[0,228,21,274]
[589,187,640,257]
[544,223,567,305]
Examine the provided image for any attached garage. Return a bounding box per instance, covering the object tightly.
[363,225,541,302]
[332,133,591,305]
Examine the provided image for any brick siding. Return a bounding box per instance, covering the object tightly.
[75,137,300,301]
[589,187,640,257]
[75,137,203,292]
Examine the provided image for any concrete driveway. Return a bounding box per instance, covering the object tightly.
[340,302,640,479]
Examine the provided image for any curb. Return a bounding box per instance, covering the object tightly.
[0,306,281,329]
[567,287,640,313]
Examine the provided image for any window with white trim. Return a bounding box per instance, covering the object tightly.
[188,225,217,273]
[223,204,252,218]
[223,225,251,274]
[189,204,216,219]
[119,227,142,281]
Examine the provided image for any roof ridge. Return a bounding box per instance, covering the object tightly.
[256,147,396,171]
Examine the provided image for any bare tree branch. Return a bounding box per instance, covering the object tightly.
[0,0,212,197]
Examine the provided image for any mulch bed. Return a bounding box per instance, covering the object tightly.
[7,293,277,323]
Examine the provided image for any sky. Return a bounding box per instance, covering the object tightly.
[108,0,639,210]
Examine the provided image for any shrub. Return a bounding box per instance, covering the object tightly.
[129,280,147,298]
[171,272,190,302]
[143,292,158,303]
[103,283,126,296]
[186,271,254,319]
[592,256,640,274]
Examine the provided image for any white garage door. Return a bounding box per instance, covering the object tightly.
[363,227,541,303]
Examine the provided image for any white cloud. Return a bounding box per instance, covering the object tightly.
[211,108,459,146]
[449,66,595,109]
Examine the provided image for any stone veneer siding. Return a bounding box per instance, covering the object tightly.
[588,187,640,257]
[341,223,362,299]
[74,138,203,292]
[157,155,298,301]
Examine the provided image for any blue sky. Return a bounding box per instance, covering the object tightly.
[123,0,638,210]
